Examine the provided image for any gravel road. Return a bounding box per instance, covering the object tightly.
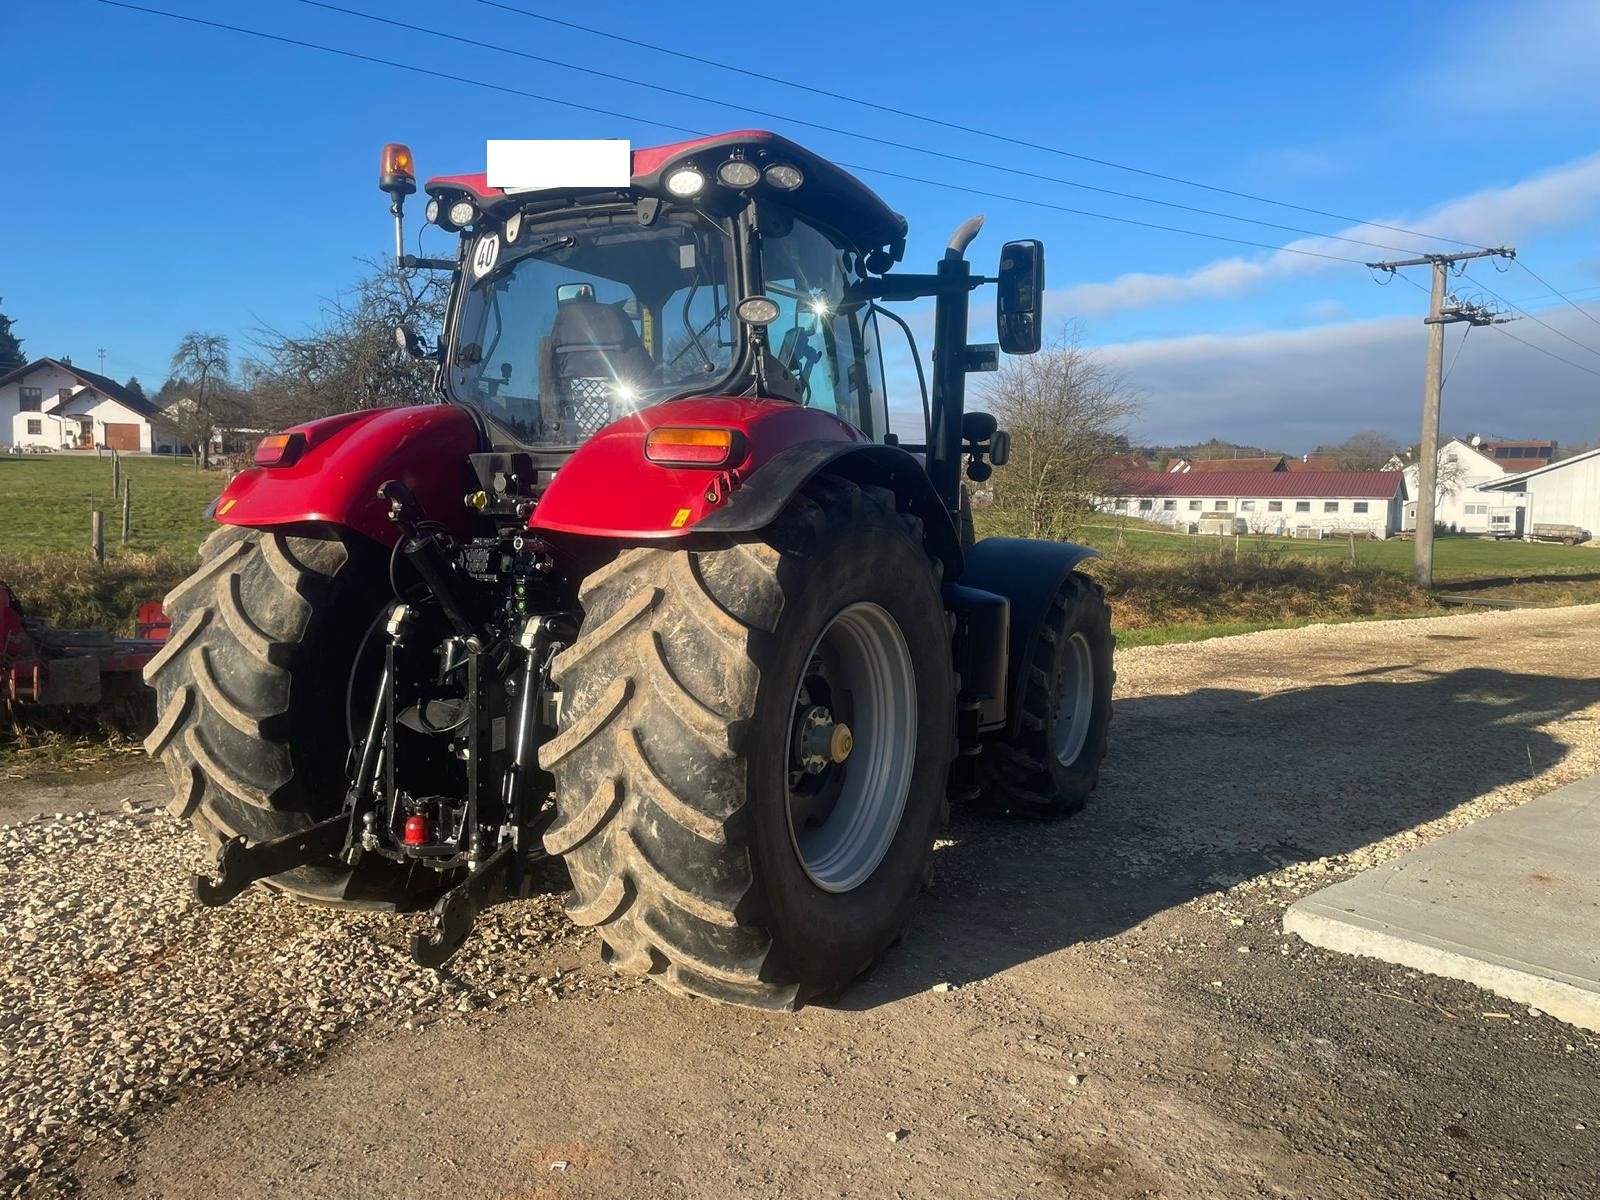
[5,604,1600,1198]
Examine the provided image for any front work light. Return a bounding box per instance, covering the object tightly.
[253,431,306,467]
[736,296,781,326]
[644,426,744,467]
[448,199,478,229]
[665,166,706,197]
[379,143,416,196]
[763,163,803,191]
[716,159,761,189]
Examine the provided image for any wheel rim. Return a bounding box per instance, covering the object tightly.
[785,602,917,894]
[1052,632,1094,768]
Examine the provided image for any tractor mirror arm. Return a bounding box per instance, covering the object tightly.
[848,273,994,304]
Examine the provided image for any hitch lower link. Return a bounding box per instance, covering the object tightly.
[190,806,526,970]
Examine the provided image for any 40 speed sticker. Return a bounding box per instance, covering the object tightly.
[471,233,500,280]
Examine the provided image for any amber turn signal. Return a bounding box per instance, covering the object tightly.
[253,431,306,467]
[644,427,744,468]
[379,142,417,196]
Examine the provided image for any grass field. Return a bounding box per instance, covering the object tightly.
[977,513,1600,645]
[0,453,223,635]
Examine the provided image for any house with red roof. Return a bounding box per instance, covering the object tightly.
[1098,469,1408,538]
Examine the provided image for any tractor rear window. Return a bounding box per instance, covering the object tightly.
[449,209,738,445]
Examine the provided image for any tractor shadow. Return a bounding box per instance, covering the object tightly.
[843,665,1600,1009]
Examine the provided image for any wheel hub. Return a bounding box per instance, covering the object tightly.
[793,705,854,775]
[783,602,917,894]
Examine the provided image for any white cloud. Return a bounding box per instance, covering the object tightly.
[1056,152,1600,317]
[1096,308,1600,449]
[1418,0,1600,116]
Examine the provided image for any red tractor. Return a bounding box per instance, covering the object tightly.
[145,132,1112,1008]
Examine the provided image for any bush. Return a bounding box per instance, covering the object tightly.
[0,550,190,635]
[1089,542,1432,633]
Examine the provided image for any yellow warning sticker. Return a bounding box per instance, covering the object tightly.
[218,498,237,516]
[671,507,691,528]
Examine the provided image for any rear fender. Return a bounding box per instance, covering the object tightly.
[695,441,963,575]
[957,537,1101,738]
[212,406,482,545]
[528,397,871,541]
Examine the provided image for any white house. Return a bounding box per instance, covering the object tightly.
[1,358,163,452]
[1478,445,1600,538]
[1100,469,1408,539]
[1399,437,1526,536]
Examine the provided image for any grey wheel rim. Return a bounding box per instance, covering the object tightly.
[785,602,918,893]
[1052,632,1094,768]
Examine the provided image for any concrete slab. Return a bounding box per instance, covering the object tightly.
[1285,773,1600,1032]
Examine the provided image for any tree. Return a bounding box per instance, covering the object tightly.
[166,332,231,468]
[979,329,1139,541]
[245,259,448,428]
[0,300,24,372]
[1329,429,1400,471]
[123,376,147,402]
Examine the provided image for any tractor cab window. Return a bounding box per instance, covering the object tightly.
[449,209,738,445]
[760,209,887,439]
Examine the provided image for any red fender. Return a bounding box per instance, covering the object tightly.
[214,406,481,544]
[528,397,864,540]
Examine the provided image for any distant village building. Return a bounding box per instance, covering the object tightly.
[1,358,163,452]
[1185,456,1287,473]
[1098,470,1407,539]
[1478,445,1600,539]
[1399,438,1527,537]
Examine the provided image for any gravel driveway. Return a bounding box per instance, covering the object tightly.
[5,605,1599,1198]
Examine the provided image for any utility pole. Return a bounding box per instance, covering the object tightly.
[98,348,107,375]
[1367,247,1515,587]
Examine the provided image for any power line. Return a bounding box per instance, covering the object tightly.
[1441,323,1472,386]
[1489,323,1600,380]
[1467,275,1600,362]
[90,1,1374,267]
[296,0,1425,256]
[471,0,1489,252]
[1512,259,1600,331]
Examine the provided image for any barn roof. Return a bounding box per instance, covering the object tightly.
[1109,470,1404,498]
[1479,445,1600,488]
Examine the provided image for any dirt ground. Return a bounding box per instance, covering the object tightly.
[7,605,1600,1199]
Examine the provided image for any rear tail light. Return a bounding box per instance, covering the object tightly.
[253,432,306,467]
[644,427,744,468]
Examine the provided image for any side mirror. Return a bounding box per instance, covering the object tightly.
[394,324,428,359]
[989,429,1010,467]
[997,239,1045,355]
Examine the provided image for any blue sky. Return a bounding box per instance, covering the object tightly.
[9,0,1599,449]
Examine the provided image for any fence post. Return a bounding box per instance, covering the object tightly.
[122,482,132,545]
[92,510,104,565]
[112,450,121,499]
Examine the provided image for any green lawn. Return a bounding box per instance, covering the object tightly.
[0,452,223,558]
[0,453,224,636]
[1071,521,1599,582]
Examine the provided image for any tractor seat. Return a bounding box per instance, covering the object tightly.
[547,298,653,436]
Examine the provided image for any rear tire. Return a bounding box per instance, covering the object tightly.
[540,476,954,1008]
[143,525,421,907]
[980,571,1113,821]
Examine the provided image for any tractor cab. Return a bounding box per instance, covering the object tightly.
[395,133,913,450]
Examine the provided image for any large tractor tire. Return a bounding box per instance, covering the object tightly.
[981,571,1113,821]
[143,525,417,907]
[540,476,954,1009]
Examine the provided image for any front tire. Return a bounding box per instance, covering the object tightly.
[539,477,954,1008]
[981,571,1113,820]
